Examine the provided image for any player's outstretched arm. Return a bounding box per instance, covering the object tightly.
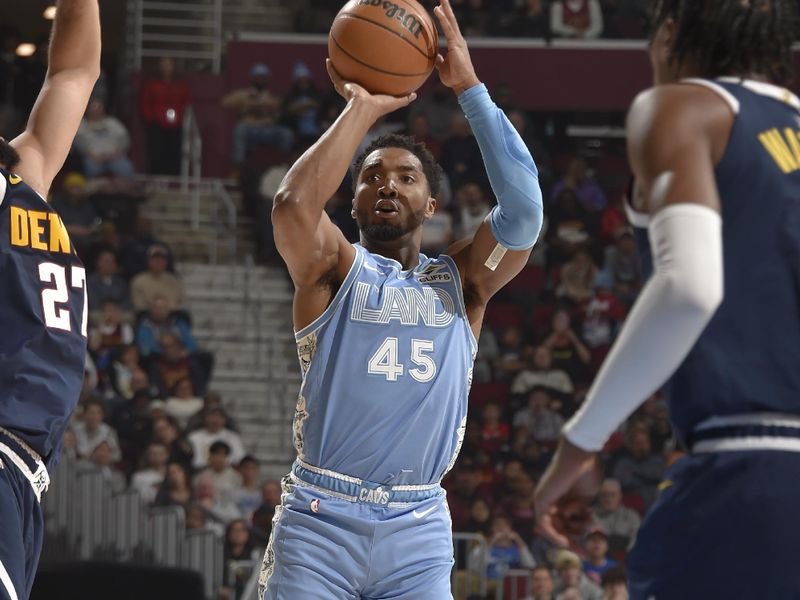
[11,0,101,198]
[534,84,731,518]
[272,62,415,329]
[435,0,543,325]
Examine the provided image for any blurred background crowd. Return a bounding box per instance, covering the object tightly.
[2,1,798,599]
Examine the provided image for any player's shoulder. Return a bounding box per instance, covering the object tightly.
[628,83,735,138]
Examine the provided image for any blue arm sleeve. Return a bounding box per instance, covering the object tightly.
[458,84,544,250]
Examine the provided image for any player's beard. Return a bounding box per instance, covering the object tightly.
[0,137,20,171]
[358,206,427,242]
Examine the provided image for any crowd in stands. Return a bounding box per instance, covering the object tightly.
[297,0,652,40]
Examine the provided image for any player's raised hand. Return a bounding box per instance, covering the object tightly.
[326,59,417,118]
[433,0,480,96]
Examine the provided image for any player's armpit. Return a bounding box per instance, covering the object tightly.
[626,84,734,216]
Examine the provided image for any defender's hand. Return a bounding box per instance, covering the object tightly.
[534,436,601,531]
[433,0,480,96]
[326,59,417,119]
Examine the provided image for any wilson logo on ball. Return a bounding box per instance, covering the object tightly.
[355,0,425,38]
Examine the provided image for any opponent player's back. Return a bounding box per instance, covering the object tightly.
[631,79,800,444]
[0,168,87,465]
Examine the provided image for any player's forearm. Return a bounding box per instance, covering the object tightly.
[274,99,378,218]
[48,0,101,79]
[459,84,543,250]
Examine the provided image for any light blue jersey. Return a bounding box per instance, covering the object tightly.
[293,243,477,486]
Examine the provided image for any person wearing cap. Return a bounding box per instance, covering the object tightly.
[130,242,185,311]
[283,61,322,143]
[50,171,99,253]
[581,527,618,586]
[553,549,603,600]
[222,62,294,166]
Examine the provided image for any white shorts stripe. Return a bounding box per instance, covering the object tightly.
[0,558,19,600]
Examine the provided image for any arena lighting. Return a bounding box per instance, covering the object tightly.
[43,5,57,20]
[15,43,36,58]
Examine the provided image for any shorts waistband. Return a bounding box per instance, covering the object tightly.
[291,459,442,506]
[691,413,800,454]
[0,427,49,502]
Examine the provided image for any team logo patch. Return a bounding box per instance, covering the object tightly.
[8,174,21,185]
[417,263,452,284]
[310,499,320,513]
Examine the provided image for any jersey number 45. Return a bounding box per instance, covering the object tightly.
[368,337,436,383]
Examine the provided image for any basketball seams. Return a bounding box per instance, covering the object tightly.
[330,34,431,78]
[337,11,436,60]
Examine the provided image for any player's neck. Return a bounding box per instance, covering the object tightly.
[361,238,422,270]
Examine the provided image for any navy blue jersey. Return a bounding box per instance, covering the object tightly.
[0,168,87,466]
[627,78,800,447]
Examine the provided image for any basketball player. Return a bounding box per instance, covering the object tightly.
[534,1,800,598]
[0,2,100,599]
[258,1,543,598]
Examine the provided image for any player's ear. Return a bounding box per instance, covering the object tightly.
[425,196,437,219]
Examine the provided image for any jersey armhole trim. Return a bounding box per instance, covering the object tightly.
[439,253,479,354]
[294,245,364,341]
[0,173,6,209]
[624,197,650,228]
[680,78,741,114]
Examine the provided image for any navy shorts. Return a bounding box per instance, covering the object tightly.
[0,430,48,600]
[628,450,800,600]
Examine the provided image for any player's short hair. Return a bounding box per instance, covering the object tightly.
[0,138,20,171]
[651,0,798,85]
[351,133,443,199]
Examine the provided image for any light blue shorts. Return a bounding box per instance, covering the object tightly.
[259,461,454,600]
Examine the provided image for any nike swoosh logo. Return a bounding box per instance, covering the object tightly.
[413,504,439,519]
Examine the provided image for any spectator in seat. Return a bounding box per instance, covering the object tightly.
[51,172,99,255]
[592,478,641,554]
[600,567,628,600]
[184,503,223,536]
[251,479,281,542]
[551,157,607,213]
[151,415,194,468]
[513,387,565,446]
[281,61,322,145]
[188,407,246,469]
[610,426,665,512]
[120,217,172,279]
[454,181,492,240]
[546,189,595,265]
[73,398,122,461]
[477,402,510,457]
[193,441,242,500]
[554,550,603,600]
[221,519,257,600]
[164,377,204,429]
[512,346,574,399]
[130,243,184,312]
[108,345,145,400]
[130,441,169,504]
[541,309,592,383]
[558,250,598,305]
[550,0,604,39]
[603,229,641,306]
[74,97,136,180]
[524,565,557,600]
[501,0,549,37]
[80,440,126,494]
[154,461,194,508]
[223,62,294,166]
[139,56,192,175]
[441,113,485,191]
[150,333,209,398]
[136,295,197,357]
[462,498,492,537]
[229,455,262,521]
[473,323,499,383]
[112,388,153,465]
[87,248,130,313]
[407,113,441,161]
[407,79,459,142]
[494,325,528,381]
[496,473,538,545]
[581,528,619,586]
[186,391,239,434]
[89,300,134,361]
[471,515,536,582]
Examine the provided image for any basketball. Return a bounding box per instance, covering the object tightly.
[328,0,439,97]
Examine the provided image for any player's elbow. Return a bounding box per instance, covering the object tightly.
[665,269,724,322]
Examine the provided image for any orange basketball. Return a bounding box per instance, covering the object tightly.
[328,0,439,97]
